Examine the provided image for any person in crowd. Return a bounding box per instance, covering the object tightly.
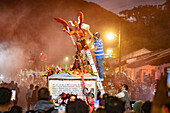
[105,96,125,113]
[87,30,105,81]
[133,101,143,113]
[92,32,105,81]
[9,81,15,90]
[57,92,67,113]
[92,94,109,113]
[58,92,67,105]
[115,84,130,110]
[34,87,57,113]
[10,105,23,113]
[100,93,109,107]
[141,101,152,113]
[26,84,34,110]
[13,83,20,105]
[66,99,89,113]
[0,87,12,113]
[69,94,77,102]
[32,85,39,108]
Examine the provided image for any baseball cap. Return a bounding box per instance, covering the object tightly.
[93,32,100,38]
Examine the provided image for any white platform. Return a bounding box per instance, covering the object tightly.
[48,73,97,100]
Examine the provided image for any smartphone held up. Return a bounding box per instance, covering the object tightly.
[11,89,16,101]
[167,68,170,97]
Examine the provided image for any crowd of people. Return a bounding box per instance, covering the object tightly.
[0,73,169,113]
[0,61,169,113]
[103,72,156,101]
[0,72,47,111]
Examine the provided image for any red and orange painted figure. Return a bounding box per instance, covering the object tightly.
[54,12,90,71]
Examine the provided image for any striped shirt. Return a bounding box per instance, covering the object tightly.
[94,38,105,58]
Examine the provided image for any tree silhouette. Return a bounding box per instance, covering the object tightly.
[119,0,170,53]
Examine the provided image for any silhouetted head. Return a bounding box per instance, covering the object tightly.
[66,99,89,113]
[10,105,23,113]
[35,85,39,90]
[122,84,128,91]
[0,87,12,105]
[141,101,152,113]
[105,96,125,113]
[30,84,34,90]
[38,87,51,100]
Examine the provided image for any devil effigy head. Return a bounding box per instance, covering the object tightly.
[69,15,81,27]
[83,88,94,98]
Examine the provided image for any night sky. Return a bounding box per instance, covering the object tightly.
[86,0,166,14]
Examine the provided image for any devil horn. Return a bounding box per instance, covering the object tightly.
[77,16,80,24]
[68,21,75,26]
[83,88,88,96]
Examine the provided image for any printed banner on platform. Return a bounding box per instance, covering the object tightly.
[49,80,96,100]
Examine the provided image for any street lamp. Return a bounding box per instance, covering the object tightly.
[106,48,112,54]
[65,57,69,61]
[107,32,118,40]
[118,30,121,74]
[107,33,114,40]
[0,74,3,80]
[107,31,121,74]
[0,74,3,83]
[106,48,113,58]
[64,57,69,66]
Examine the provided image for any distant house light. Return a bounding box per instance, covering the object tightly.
[127,16,136,22]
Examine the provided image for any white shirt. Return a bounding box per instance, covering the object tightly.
[27,89,33,98]
[115,90,128,98]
